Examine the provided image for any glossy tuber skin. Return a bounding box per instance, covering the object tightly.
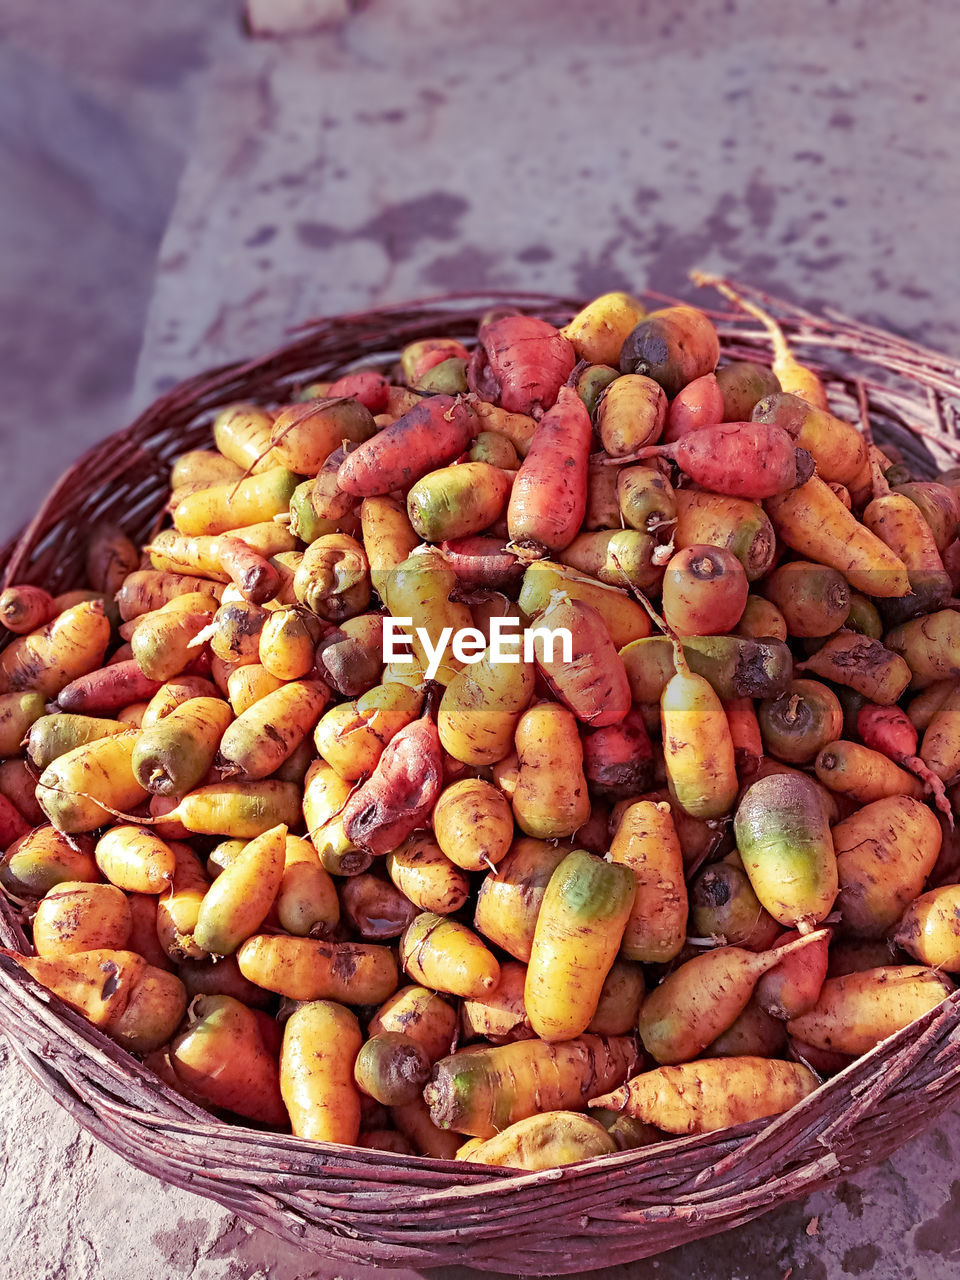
[337,397,478,497]
[341,715,443,856]
[468,313,576,417]
[662,545,749,636]
[507,386,593,558]
[636,423,814,500]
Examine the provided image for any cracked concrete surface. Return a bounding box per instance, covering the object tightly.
[133,0,960,412]
[4,0,960,1276]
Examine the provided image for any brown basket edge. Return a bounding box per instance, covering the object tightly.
[2,947,960,1273]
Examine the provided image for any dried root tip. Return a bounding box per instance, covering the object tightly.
[690,271,789,352]
[0,882,30,908]
[420,681,442,722]
[507,539,549,566]
[904,756,954,828]
[870,451,892,500]
[587,1087,626,1112]
[188,623,218,649]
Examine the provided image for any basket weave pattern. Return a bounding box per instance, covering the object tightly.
[1,289,960,1274]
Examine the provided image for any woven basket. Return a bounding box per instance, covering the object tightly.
[2,286,960,1275]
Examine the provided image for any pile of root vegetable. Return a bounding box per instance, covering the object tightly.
[2,276,960,1174]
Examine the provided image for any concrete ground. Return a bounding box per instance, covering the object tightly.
[0,0,239,546]
[3,1,960,1276]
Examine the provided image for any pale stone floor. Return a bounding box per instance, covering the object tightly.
[2,1,960,1275]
